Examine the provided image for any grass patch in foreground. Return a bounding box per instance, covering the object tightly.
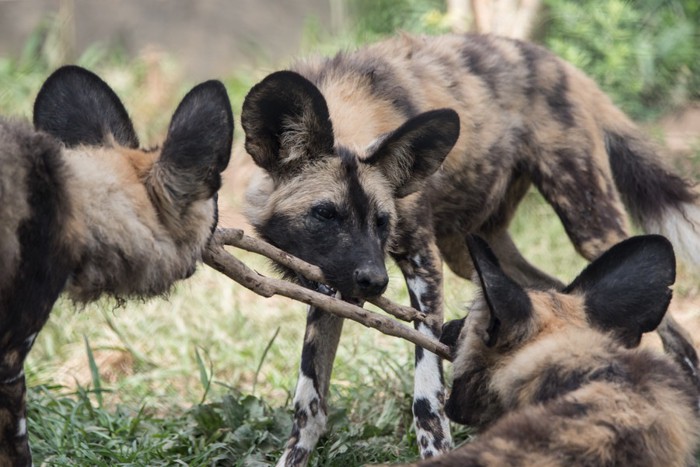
[28,372,473,466]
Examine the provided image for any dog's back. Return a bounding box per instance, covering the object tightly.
[291,33,697,275]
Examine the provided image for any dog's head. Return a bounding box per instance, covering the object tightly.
[33,65,233,302]
[443,234,676,429]
[241,70,459,299]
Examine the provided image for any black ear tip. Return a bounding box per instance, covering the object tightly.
[429,108,460,143]
[437,107,460,123]
[34,65,101,116]
[262,70,311,87]
[41,65,99,83]
[245,70,318,105]
[430,108,459,126]
[465,234,497,264]
[465,234,483,253]
[440,317,466,348]
[34,64,140,149]
[635,234,674,256]
[617,234,676,278]
[190,80,232,107]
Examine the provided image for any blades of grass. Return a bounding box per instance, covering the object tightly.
[100,308,157,370]
[83,335,103,409]
[128,403,147,438]
[252,327,280,395]
[194,347,213,405]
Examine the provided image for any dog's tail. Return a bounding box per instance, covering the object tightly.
[603,118,700,391]
[603,126,700,269]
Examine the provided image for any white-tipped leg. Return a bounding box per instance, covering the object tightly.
[277,304,344,467]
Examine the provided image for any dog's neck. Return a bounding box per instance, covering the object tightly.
[59,145,215,303]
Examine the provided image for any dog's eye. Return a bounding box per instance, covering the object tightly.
[376,213,389,229]
[312,204,337,221]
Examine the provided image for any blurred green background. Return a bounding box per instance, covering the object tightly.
[1,0,699,465]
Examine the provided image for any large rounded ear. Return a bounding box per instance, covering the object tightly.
[33,65,139,148]
[158,80,233,201]
[466,235,532,347]
[564,235,675,347]
[364,108,459,198]
[241,70,334,179]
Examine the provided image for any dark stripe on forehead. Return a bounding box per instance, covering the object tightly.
[337,146,372,227]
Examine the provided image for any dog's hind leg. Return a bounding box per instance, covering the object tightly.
[277,301,344,467]
[438,229,564,289]
[531,145,700,387]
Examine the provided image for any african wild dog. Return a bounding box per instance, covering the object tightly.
[241,33,700,464]
[399,234,700,466]
[0,65,233,466]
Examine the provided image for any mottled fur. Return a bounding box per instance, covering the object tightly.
[400,235,700,466]
[241,33,700,465]
[0,66,233,466]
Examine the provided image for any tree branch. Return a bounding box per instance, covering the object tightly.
[213,228,427,323]
[202,229,452,361]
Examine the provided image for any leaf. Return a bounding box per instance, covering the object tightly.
[83,335,103,409]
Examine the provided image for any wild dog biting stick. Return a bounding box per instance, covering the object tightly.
[202,228,452,361]
[211,228,427,323]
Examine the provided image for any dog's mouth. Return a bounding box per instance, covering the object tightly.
[298,277,364,305]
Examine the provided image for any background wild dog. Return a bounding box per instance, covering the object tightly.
[399,234,700,466]
[0,65,233,466]
[241,33,700,464]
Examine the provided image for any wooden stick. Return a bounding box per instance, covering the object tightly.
[202,231,452,361]
[213,228,427,323]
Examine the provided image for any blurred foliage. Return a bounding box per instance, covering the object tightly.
[347,0,450,44]
[539,0,700,120]
[339,0,700,120]
[0,14,134,118]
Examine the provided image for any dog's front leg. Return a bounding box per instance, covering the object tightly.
[277,302,344,467]
[0,331,39,467]
[395,241,452,458]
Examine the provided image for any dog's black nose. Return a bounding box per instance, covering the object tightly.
[354,266,389,297]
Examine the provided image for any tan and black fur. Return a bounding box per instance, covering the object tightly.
[400,235,700,466]
[241,33,700,465]
[0,66,233,466]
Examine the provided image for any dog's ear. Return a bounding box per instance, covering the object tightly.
[33,65,139,149]
[466,235,532,347]
[364,108,459,198]
[156,80,233,202]
[241,71,334,180]
[440,317,466,349]
[564,235,675,347]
